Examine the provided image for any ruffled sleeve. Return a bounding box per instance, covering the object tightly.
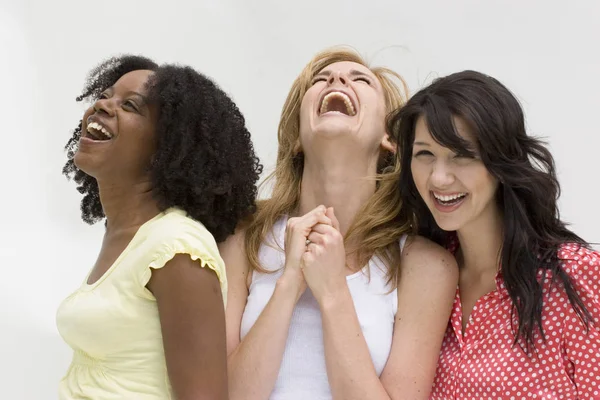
[136,211,227,305]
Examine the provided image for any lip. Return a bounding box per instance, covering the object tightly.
[317,88,358,117]
[85,115,114,138]
[430,191,468,213]
[78,136,113,149]
[432,191,467,198]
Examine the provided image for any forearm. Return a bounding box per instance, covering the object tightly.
[227,279,299,400]
[320,286,391,400]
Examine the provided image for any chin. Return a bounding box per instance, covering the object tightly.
[430,213,464,232]
[73,152,97,177]
[435,220,461,232]
[313,119,354,136]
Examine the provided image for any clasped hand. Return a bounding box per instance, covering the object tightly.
[283,205,348,304]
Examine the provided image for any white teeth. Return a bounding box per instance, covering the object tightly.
[320,92,356,116]
[86,122,113,139]
[433,192,467,202]
[100,127,112,138]
[86,122,98,132]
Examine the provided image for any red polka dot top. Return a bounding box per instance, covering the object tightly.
[431,242,600,400]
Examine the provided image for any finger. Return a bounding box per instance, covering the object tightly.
[311,205,327,215]
[293,214,331,237]
[301,208,332,227]
[305,242,319,253]
[287,211,330,239]
[326,207,340,231]
[301,205,327,222]
[309,223,338,235]
[287,205,325,228]
[307,231,326,245]
[311,214,333,228]
[286,208,333,256]
[301,249,316,267]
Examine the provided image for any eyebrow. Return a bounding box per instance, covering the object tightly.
[349,69,372,78]
[127,91,148,104]
[313,69,374,79]
[413,141,430,146]
[104,87,148,104]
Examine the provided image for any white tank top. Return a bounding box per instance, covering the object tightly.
[240,216,407,400]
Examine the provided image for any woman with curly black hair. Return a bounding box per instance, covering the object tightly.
[388,70,600,399]
[56,55,262,400]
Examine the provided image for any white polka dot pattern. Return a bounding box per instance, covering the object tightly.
[430,244,600,399]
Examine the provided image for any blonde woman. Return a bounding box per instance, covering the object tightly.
[220,48,458,400]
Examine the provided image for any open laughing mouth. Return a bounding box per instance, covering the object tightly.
[318,91,356,116]
[432,191,468,211]
[84,121,113,142]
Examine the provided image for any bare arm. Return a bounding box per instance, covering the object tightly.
[320,286,390,399]
[304,216,457,400]
[220,207,331,400]
[379,236,457,399]
[303,215,388,399]
[148,254,228,400]
[219,229,300,400]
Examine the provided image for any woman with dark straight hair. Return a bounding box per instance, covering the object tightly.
[388,70,600,399]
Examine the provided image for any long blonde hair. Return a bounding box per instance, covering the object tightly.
[245,46,411,285]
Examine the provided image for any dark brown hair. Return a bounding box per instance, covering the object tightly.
[387,70,593,351]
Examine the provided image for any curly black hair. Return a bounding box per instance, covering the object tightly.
[63,55,263,242]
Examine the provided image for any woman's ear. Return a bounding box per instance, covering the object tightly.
[293,138,302,155]
[381,133,396,154]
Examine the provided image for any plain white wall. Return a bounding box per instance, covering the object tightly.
[1,0,598,398]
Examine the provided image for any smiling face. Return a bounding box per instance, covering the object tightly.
[298,61,392,156]
[75,69,157,183]
[410,115,499,232]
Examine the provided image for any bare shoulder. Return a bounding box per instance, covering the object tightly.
[218,228,247,255]
[401,235,458,282]
[218,228,250,275]
[218,228,252,354]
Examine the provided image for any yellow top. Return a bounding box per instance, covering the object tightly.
[56,208,227,400]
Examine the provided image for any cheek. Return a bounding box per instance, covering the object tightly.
[410,160,429,193]
[464,168,498,199]
[482,175,500,200]
[362,92,387,119]
[299,97,310,117]
[82,107,94,124]
[121,118,156,155]
[300,88,319,117]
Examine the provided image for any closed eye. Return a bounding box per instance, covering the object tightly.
[311,77,327,85]
[354,77,371,84]
[415,150,434,157]
[454,152,479,160]
[123,100,139,112]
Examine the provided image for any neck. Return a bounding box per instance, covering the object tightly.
[97,177,161,233]
[456,202,504,275]
[298,151,378,236]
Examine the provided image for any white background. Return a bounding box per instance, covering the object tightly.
[1,0,598,398]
